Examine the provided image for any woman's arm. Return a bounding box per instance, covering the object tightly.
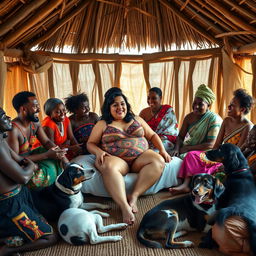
[136,116,171,162]
[213,118,227,149]
[87,120,110,164]
[169,114,190,156]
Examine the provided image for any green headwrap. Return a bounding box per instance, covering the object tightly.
[194,84,216,105]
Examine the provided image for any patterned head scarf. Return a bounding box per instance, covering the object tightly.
[194,84,216,105]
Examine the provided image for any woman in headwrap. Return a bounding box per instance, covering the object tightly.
[170,88,253,195]
[170,84,222,159]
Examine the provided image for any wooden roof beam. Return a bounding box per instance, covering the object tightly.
[159,0,222,45]
[2,0,63,47]
[236,42,256,54]
[174,0,224,34]
[206,0,256,32]
[215,31,256,38]
[28,0,91,49]
[0,0,48,37]
[223,0,256,23]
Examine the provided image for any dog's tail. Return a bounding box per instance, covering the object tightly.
[136,227,163,248]
[216,207,256,255]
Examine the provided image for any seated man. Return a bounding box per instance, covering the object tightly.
[7,91,68,189]
[0,107,58,256]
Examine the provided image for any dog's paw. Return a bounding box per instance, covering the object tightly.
[101,204,111,210]
[112,235,123,242]
[183,241,194,248]
[100,212,110,218]
[118,223,128,230]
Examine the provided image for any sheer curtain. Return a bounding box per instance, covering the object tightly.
[3,49,255,124]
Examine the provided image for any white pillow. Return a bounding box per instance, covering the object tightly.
[73,154,182,197]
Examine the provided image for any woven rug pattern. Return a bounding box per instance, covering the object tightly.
[24,192,224,256]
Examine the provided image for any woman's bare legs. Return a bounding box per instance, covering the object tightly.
[129,150,165,213]
[168,177,191,195]
[95,156,134,225]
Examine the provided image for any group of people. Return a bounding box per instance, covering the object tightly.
[0,84,255,255]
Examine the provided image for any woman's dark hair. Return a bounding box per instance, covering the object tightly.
[12,91,36,112]
[101,90,134,124]
[104,87,122,98]
[65,93,89,113]
[149,87,162,97]
[233,89,253,115]
[44,98,64,116]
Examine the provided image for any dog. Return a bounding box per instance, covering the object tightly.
[31,163,110,221]
[58,208,128,245]
[205,143,256,254]
[137,173,225,249]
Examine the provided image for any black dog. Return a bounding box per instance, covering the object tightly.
[31,163,110,221]
[205,143,256,254]
[137,173,224,249]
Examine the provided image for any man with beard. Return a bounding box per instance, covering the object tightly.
[0,107,58,256]
[7,91,68,189]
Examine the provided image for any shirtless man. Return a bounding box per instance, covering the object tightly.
[7,91,68,188]
[0,107,58,256]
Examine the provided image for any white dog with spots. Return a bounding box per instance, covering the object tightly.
[58,208,128,245]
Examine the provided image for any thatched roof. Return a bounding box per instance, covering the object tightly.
[1,0,256,54]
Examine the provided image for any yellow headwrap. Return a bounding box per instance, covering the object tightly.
[194,84,216,105]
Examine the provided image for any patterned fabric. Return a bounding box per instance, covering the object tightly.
[42,116,70,146]
[73,123,95,154]
[0,186,22,201]
[101,119,149,165]
[26,147,62,189]
[147,104,178,153]
[183,110,222,147]
[178,123,250,179]
[11,121,62,189]
[248,154,256,167]
[12,122,38,156]
[194,84,216,105]
[0,186,53,242]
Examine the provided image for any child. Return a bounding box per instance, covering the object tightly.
[65,93,99,154]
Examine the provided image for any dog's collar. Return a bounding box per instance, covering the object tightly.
[228,168,248,175]
[55,180,79,195]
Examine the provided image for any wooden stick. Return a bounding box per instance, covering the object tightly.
[206,0,256,32]
[216,31,256,38]
[174,0,223,34]
[28,0,91,49]
[159,0,221,45]
[223,0,256,22]
[2,0,63,47]
[0,0,48,37]
[236,42,256,54]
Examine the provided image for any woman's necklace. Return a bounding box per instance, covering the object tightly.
[57,122,64,136]
[150,105,162,118]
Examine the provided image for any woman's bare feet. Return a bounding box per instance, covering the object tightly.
[168,184,190,196]
[127,195,138,213]
[121,204,135,225]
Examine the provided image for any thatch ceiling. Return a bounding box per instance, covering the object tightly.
[1,0,256,54]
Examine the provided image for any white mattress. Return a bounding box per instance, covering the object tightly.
[73,154,182,197]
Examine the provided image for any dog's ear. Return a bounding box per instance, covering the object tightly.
[190,174,199,190]
[214,178,225,198]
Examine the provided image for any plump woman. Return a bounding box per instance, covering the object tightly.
[87,89,171,225]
